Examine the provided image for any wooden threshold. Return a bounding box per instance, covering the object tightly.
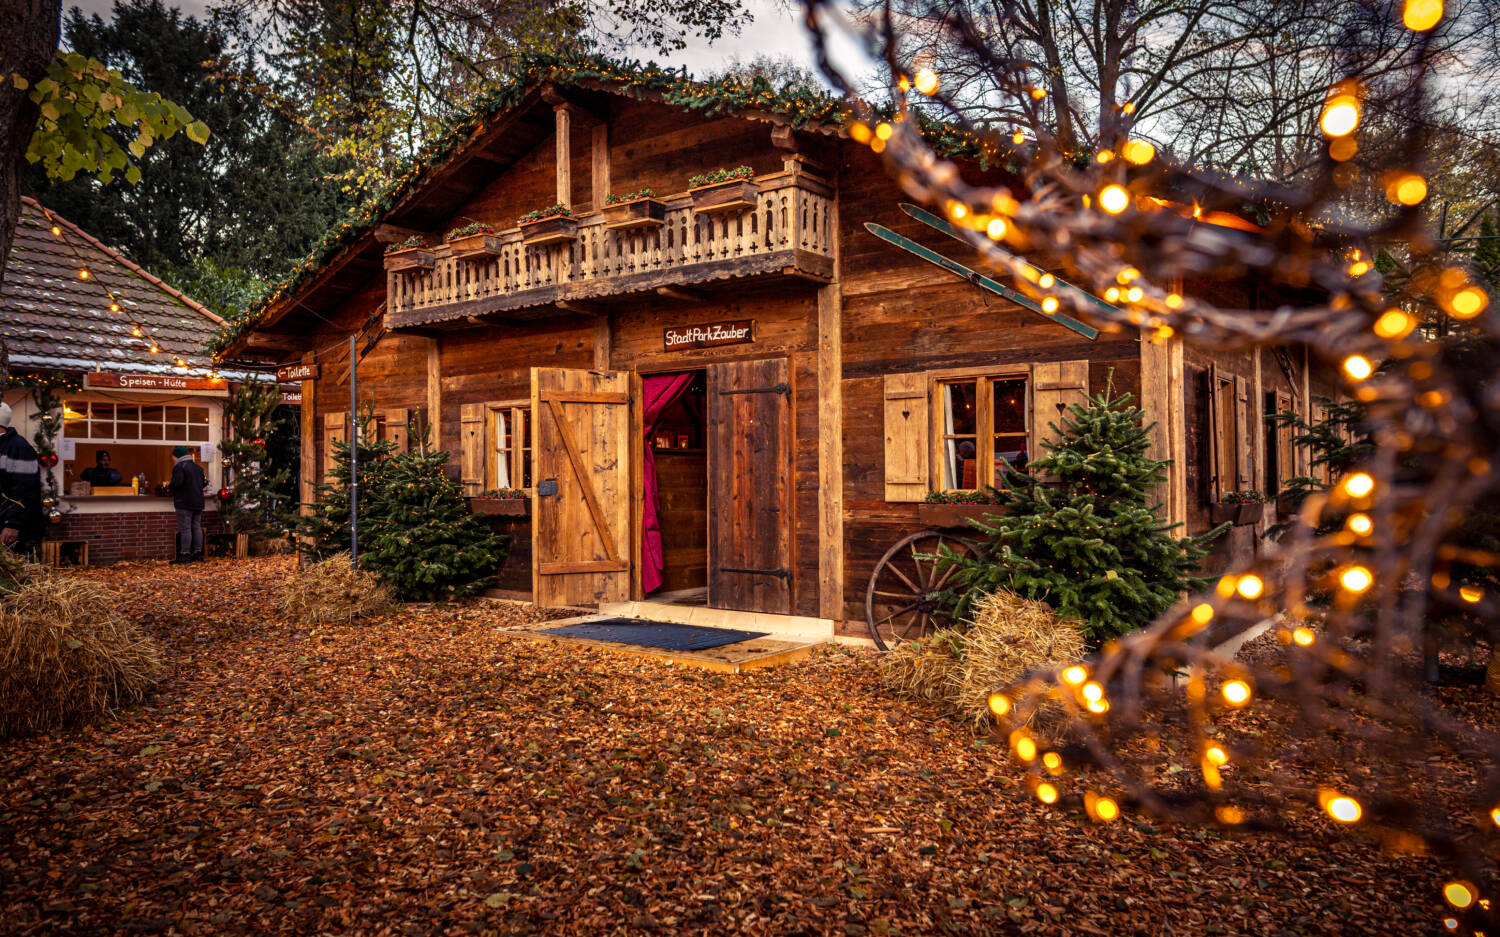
[498,614,821,673]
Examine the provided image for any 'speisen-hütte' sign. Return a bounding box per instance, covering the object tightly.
[663,319,754,351]
[84,373,226,392]
[277,362,320,382]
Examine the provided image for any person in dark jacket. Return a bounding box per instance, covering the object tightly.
[0,402,44,554]
[169,445,207,563]
[80,449,123,486]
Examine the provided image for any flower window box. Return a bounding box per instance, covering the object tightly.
[688,167,759,215]
[518,206,577,246]
[446,224,504,261]
[384,243,436,272]
[602,195,667,230]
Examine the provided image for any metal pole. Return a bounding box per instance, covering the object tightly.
[349,334,358,567]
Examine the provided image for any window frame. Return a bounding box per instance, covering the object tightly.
[927,365,1032,493]
[484,399,532,492]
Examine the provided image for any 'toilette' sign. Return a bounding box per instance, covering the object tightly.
[84,372,227,393]
[663,319,754,351]
[276,362,319,382]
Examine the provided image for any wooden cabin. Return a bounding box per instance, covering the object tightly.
[218,66,1340,640]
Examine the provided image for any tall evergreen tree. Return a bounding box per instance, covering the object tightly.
[942,390,1221,645]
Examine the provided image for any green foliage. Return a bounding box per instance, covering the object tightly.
[1266,397,1374,515]
[923,489,1003,504]
[445,222,496,240]
[687,165,753,187]
[384,235,428,254]
[219,378,295,537]
[22,49,206,186]
[603,188,655,205]
[518,203,573,224]
[940,390,1221,646]
[26,1,352,292]
[300,415,506,601]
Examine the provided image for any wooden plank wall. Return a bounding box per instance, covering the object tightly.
[654,450,707,591]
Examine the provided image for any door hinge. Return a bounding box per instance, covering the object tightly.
[718,383,790,397]
[718,566,791,580]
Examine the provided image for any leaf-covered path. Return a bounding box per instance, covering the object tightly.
[0,558,1440,935]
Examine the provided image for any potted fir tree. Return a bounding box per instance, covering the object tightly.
[518,204,577,245]
[383,235,436,272]
[688,166,759,214]
[601,188,666,230]
[445,222,503,260]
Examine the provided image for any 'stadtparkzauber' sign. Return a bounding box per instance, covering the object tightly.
[663,319,754,351]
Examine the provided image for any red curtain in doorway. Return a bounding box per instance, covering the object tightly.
[641,372,696,594]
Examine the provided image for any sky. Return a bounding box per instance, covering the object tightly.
[60,0,841,85]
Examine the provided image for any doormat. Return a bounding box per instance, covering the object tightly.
[541,618,767,651]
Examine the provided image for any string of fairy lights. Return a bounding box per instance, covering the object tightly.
[30,202,224,382]
[802,0,1497,931]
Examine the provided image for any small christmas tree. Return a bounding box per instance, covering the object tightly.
[942,389,1221,646]
[299,412,505,601]
[219,377,296,540]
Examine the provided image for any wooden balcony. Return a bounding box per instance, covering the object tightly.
[385,166,835,329]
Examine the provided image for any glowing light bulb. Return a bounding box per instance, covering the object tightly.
[1205,746,1228,766]
[1325,795,1362,823]
[1320,96,1361,137]
[1099,185,1130,214]
[1404,0,1443,31]
[50,225,61,236]
[1086,697,1109,714]
[1035,782,1058,804]
[1490,805,1500,826]
[987,692,1011,717]
[1082,681,1104,702]
[78,268,89,280]
[1104,286,1121,302]
[875,122,894,141]
[1348,260,1371,277]
[1041,751,1062,771]
[986,217,1007,239]
[1165,293,1183,309]
[1096,150,1114,163]
[1444,881,1475,909]
[1373,309,1415,339]
[1340,565,1373,593]
[1216,806,1244,824]
[1390,174,1427,205]
[1126,287,1144,303]
[1093,796,1119,821]
[1030,87,1046,100]
[1460,585,1484,604]
[1292,626,1316,646]
[1236,574,1265,600]
[1061,665,1087,685]
[149,344,159,354]
[1038,273,1055,289]
[1450,287,1488,319]
[1041,296,1060,313]
[949,202,968,221]
[1346,513,1373,535]
[849,122,872,144]
[1118,267,1140,282]
[1221,680,1252,706]
[913,68,939,96]
[1012,130,1026,145]
[109,302,119,312]
[131,326,142,337]
[1122,139,1156,165]
[1342,473,1375,497]
[1015,736,1037,761]
[1342,355,1373,381]
[1191,603,1214,625]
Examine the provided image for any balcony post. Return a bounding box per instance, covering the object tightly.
[554,104,572,209]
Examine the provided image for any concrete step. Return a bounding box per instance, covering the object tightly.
[597,600,836,645]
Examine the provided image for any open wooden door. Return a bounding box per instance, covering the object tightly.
[531,367,634,608]
[707,358,793,614]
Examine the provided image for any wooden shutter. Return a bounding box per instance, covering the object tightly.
[385,408,409,453]
[1031,360,1089,455]
[322,411,346,483]
[531,368,633,607]
[708,358,793,614]
[883,372,929,502]
[459,403,485,495]
[1203,364,1222,502]
[1234,376,1252,491]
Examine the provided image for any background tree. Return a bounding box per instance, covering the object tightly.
[219,377,296,540]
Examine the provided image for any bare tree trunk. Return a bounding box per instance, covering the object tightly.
[0,0,61,291]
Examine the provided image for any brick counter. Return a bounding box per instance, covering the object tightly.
[45,509,223,564]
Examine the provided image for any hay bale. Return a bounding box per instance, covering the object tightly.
[879,591,1086,727]
[276,554,395,624]
[0,568,165,737]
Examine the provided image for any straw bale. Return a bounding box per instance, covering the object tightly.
[276,554,395,624]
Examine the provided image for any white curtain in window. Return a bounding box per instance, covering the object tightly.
[493,410,511,488]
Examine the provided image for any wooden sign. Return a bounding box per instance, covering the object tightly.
[663,319,754,351]
[84,372,226,392]
[281,390,303,405]
[277,362,319,382]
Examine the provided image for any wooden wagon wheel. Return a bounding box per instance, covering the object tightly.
[865,529,978,652]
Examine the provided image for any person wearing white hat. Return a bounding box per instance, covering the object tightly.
[0,401,44,552]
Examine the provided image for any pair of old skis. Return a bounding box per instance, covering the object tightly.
[866,204,1103,341]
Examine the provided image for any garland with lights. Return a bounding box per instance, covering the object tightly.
[28,383,64,525]
[793,0,1500,932]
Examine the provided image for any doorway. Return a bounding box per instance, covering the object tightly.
[643,370,708,603]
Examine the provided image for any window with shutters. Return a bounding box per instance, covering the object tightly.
[883,361,1084,501]
[1202,366,1246,502]
[486,401,531,490]
[1264,390,1296,491]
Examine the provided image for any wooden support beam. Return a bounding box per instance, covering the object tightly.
[817,281,844,622]
[242,332,298,350]
[426,337,441,452]
[771,124,797,151]
[554,104,571,209]
[655,285,708,303]
[298,349,316,528]
[592,123,609,213]
[1140,333,1187,527]
[593,316,611,370]
[555,299,605,317]
[373,223,423,244]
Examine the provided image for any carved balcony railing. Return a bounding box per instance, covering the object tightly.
[385,164,835,329]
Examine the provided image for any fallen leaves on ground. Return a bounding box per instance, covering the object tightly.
[0,558,1447,935]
